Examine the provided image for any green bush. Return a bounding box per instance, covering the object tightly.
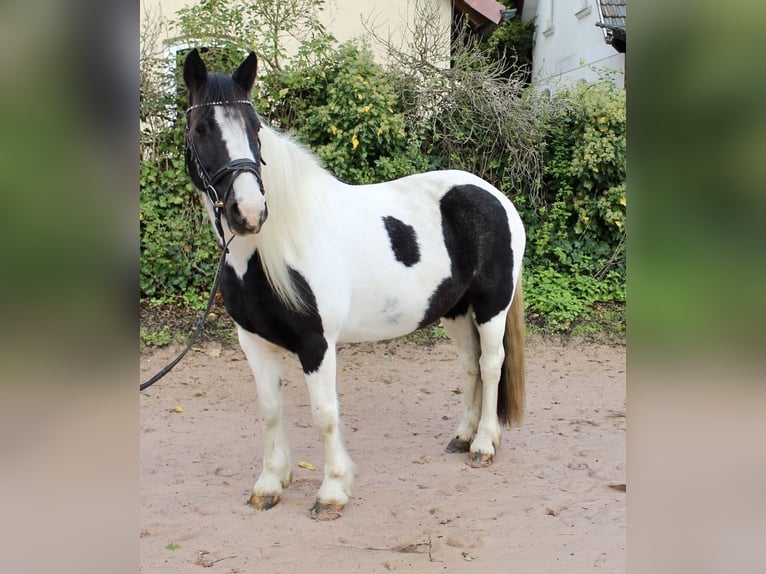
[264,42,432,184]
[520,79,626,331]
[139,142,220,308]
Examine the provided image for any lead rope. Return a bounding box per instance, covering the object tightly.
[140,235,234,392]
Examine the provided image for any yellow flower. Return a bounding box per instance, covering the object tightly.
[357,93,365,100]
[582,214,590,223]
[619,196,627,207]
[376,127,384,136]
[330,125,338,135]
[351,133,359,149]
[361,104,371,113]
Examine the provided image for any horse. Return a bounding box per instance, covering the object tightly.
[181,48,526,520]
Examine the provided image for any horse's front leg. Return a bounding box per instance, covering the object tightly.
[238,327,293,510]
[302,342,354,520]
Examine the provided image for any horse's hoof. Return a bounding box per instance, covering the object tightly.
[446,437,471,453]
[309,500,344,521]
[466,451,494,468]
[247,492,281,510]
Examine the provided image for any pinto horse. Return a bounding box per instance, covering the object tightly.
[182,49,526,520]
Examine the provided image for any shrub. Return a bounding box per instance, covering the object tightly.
[263,42,432,184]
[520,79,626,331]
[140,158,220,308]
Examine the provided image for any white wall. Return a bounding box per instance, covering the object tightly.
[522,0,624,92]
[140,0,452,66]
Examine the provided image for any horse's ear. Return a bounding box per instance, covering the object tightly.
[183,48,207,92]
[232,52,258,95]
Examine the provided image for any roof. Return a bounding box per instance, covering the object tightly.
[455,0,506,26]
[597,0,626,30]
[596,0,626,53]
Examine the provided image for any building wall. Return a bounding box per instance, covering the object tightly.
[140,0,452,65]
[522,0,624,91]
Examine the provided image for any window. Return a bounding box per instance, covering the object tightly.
[575,0,593,19]
[542,0,555,37]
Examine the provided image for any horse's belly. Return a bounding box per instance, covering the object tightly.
[337,314,423,343]
[337,287,433,343]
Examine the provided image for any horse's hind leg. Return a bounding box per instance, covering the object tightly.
[238,328,293,510]
[469,309,510,468]
[442,313,482,454]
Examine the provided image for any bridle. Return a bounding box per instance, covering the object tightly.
[185,99,267,243]
[139,99,266,393]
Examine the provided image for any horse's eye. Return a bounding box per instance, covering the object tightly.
[195,123,208,138]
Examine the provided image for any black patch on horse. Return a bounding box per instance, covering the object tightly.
[382,216,420,267]
[419,185,514,328]
[220,252,328,374]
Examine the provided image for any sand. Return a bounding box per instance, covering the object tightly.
[140,336,625,572]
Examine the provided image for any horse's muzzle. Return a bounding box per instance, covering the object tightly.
[228,201,268,235]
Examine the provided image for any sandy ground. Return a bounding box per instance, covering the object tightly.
[140,336,625,573]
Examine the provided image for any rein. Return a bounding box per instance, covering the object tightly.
[140,99,265,392]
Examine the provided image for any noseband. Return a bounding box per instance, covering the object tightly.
[185,100,266,242]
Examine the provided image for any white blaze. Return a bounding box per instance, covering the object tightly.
[214,107,266,230]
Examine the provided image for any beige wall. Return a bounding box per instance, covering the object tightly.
[141,0,452,65]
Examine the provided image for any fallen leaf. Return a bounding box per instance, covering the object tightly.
[205,342,222,358]
[169,406,184,413]
[608,483,626,492]
[298,461,316,471]
[462,552,475,562]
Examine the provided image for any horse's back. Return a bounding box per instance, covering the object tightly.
[367,169,511,204]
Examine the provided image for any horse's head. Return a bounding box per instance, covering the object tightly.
[183,49,267,237]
